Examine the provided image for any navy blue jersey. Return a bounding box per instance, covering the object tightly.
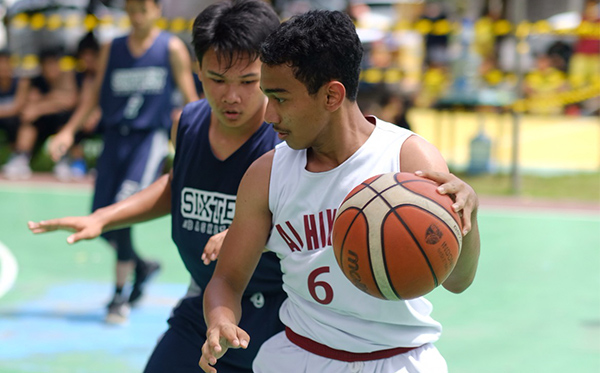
[99,31,175,132]
[171,99,283,295]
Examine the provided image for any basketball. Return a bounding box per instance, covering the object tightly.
[332,172,463,300]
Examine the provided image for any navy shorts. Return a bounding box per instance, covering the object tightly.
[143,286,287,373]
[92,128,168,211]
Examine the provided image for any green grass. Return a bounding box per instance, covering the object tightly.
[456,172,600,203]
[1,135,598,203]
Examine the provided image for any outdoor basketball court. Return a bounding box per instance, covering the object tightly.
[0,179,598,373]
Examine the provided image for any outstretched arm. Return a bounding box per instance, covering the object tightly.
[199,151,275,373]
[28,171,173,244]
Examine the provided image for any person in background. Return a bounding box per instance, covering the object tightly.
[43,0,199,324]
[2,48,77,180]
[53,32,103,181]
[0,50,30,156]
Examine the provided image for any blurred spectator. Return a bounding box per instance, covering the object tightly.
[546,41,573,73]
[0,50,30,153]
[6,0,88,77]
[2,48,78,179]
[569,0,600,88]
[54,32,102,181]
[420,2,449,66]
[357,83,412,131]
[523,53,568,115]
[474,0,507,62]
[414,64,450,108]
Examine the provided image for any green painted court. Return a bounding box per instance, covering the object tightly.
[0,182,599,372]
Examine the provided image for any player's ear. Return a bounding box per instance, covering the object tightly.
[324,81,345,112]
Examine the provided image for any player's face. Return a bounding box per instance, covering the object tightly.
[198,49,266,130]
[125,0,161,31]
[261,64,329,150]
[41,57,61,82]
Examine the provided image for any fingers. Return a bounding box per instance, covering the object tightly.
[202,230,227,265]
[198,354,217,373]
[201,247,218,265]
[49,134,72,162]
[199,325,250,372]
[27,217,100,243]
[414,170,478,236]
[28,220,66,234]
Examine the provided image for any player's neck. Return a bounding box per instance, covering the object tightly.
[129,27,160,45]
[306,105,374,172]
[209,114,264,161]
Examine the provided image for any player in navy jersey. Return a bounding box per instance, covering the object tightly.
[40,0,200,323]
[29,1,286,371]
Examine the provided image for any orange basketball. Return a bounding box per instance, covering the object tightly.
[332,172,463,300]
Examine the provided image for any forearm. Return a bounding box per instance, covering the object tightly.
[203,276,244,328]
[30,94,77,117]
[443,215,480,293]
[62,90,98,134]
[0,104,19,118]
[93,173,172,233]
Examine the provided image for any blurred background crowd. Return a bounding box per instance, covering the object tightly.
[0,0,598,181]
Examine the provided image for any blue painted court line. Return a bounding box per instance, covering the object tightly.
[0,282,188,370]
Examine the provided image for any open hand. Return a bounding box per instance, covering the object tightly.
[28,215,103,244]
[199,322,250,373]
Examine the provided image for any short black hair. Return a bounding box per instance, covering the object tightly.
[260,10,363,101]
[192,0,280,70]
[77,32,100,55]
[38,47,63,63]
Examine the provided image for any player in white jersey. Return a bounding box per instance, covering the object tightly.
[199,10,481,373]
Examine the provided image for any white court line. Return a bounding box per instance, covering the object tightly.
[0,240,18,299]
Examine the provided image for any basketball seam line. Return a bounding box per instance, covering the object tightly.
[364,182,403,300]
[338,205,383,299]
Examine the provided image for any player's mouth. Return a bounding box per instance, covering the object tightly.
[273,126,289,140]
[223,110,241,120]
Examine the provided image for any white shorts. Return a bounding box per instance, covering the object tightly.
[252,331,448,373]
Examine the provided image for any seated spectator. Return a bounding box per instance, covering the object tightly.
[2,48,77,179]
[523,53,568,115]
[569,0,600,88]
[0,50,30,154]
[53,32,102,181]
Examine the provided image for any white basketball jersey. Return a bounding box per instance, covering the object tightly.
[266,117,442,353]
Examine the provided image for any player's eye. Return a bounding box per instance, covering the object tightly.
[241,80,257,85]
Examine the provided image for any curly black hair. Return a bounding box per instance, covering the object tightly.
[260,10,363,101]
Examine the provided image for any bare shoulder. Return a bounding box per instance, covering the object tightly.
[242,150,275,187]
[400,134,449,173]
[167,35,188,55]
[237,150,275,206]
